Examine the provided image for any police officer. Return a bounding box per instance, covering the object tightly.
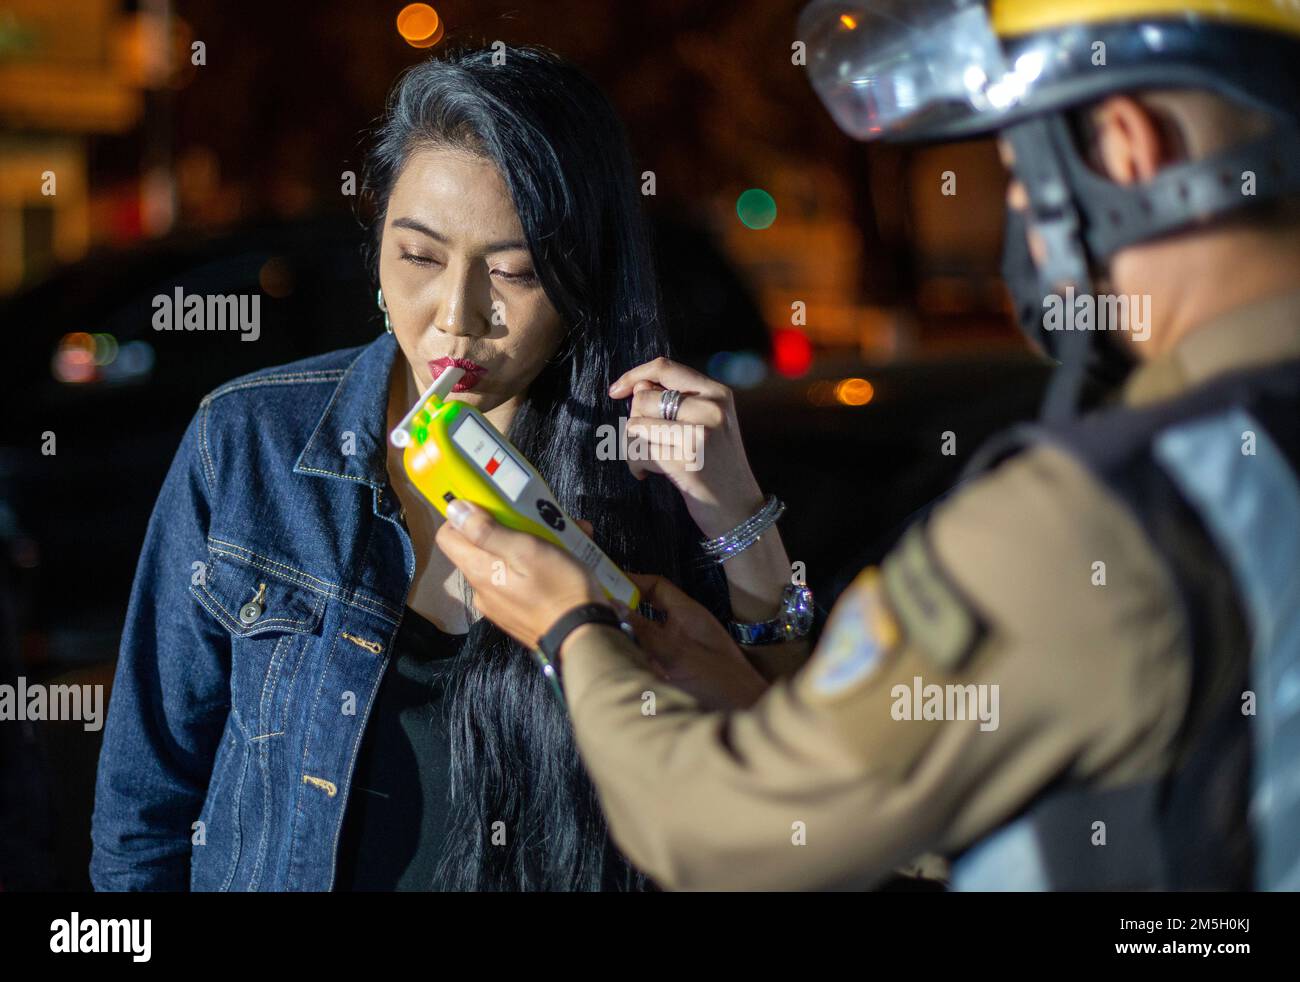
[436,0,1300,890]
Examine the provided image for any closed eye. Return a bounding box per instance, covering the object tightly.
[400,252,440,268]
[492,268,538,285]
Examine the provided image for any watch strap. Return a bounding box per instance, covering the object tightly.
[728,584,815,645]
[537,602,624,663]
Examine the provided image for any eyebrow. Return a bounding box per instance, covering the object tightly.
[391,217,527,253]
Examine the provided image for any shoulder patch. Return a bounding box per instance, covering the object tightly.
[881,524,982,673]
[809,568,900,697]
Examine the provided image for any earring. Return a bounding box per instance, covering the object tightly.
[377,288,392,334]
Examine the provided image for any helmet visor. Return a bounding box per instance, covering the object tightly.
[800,0,1035,141]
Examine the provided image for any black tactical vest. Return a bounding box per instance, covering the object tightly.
[949,358,1300,891]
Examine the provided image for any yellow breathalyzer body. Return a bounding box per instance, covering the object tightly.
[389,367,640,609]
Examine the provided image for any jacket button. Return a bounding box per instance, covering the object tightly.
[240,582,268,625]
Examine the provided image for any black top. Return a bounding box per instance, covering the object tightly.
[335,605,468,891]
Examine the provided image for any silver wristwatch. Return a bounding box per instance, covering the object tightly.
[728,584,814,645]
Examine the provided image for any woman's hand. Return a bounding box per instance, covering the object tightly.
[625,573,769,711]
[434,500,608,648]
[610,356,795,625]
[609,357,765,538]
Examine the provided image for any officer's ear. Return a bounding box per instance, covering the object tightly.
[1076,94,1175,187]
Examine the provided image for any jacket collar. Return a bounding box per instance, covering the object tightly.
[1123,286,1300,407]
[294,331,401,490]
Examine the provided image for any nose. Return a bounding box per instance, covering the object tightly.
[1006,189,1049,268]
[998,137,1049,267]
[432,261,491,339]
[1006,179,1029,211]
[998,137,1030,212]
[997,136,1016,169]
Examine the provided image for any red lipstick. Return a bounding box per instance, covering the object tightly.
[428,357,487,392]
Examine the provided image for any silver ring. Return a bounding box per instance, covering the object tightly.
[659,388,683,422]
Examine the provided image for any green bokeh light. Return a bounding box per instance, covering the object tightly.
[736,188,777,230]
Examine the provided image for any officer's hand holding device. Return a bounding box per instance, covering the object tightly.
[393,365,640,697]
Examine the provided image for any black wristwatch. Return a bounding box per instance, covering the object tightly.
[534,603,636,702]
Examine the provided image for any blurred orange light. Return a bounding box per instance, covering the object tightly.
[259,258,295,298]
[840,14,858,30]
[397,4,441,44]
[834,377,875,407]
[54,333,98,384]
[405,20,445,49]
[115,13,195,89]
[806,380,834,406]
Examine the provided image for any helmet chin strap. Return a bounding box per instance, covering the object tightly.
[1000,109,1300,422]
[1001,198,1134,421]
[1001,115,1108,423]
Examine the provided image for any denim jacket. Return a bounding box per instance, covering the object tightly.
[91,331,428,891]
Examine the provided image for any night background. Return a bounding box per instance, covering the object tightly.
[0,0,1049,889]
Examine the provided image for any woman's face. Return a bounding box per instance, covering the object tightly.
[379,145,566,414]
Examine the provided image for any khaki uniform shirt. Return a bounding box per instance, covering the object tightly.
[562,288,1300,891]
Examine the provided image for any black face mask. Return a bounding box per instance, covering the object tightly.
[1000,204,1053,357]
[1000,204,1134,418]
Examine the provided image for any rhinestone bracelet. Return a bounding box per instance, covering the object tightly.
[699,494,786,563]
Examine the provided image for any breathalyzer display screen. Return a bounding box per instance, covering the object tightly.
[452,415,530,501]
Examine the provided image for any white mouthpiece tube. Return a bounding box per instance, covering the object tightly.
[389,366,467,448]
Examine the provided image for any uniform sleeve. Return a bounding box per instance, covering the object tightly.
[89,401,232,891]
[562,444,1191,890]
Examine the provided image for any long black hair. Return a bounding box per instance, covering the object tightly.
[361,45,728,890]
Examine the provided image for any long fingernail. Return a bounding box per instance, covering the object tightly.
[446,499,471,528]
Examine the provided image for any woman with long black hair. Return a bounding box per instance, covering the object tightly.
[91,45,802,892]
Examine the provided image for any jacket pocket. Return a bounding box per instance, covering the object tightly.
[189,549,326,738]
[188,549,328,890]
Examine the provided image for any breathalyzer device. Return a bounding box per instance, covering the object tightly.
[389,366,640,610]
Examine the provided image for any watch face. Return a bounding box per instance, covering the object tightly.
[781,585,815,635]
